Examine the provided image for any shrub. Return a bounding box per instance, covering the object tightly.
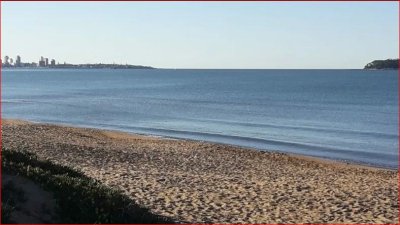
[2,148,175,224]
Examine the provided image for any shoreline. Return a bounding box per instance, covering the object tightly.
[2,119,398,223]
[3,118,395,170]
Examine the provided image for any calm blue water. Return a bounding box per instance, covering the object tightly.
[2,69,398,168]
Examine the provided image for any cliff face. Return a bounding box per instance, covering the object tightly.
[364,59,399,70]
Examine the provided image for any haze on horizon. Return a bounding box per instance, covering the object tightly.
[1,2,398,69]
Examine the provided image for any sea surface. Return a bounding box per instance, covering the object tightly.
[2,69,398,168]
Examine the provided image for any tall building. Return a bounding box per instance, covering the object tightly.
[16,55,21,67]
[45,58,49,67]
[51,59,56,66]
[39,56,45,67]
[4,56,9,66]
[9,58,14,65]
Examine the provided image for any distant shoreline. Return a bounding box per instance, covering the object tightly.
[2,67,156,70]
[364,59,399,70]
[2,64,155,70]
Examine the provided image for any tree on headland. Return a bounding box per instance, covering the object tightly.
[364,59,399,70]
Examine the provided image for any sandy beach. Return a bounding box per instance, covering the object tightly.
[2,119,398,223]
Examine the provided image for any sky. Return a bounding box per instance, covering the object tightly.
[1,2,398,69]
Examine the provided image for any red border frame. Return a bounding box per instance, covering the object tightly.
[1,0,3,224]
[397,1,400,224]
[0,1,398,225]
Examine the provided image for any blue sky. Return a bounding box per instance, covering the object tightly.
[2,2,398,69]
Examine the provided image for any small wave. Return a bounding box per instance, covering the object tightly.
[195,119,398,139]
[109,124,397,166]
[2,99,35,104]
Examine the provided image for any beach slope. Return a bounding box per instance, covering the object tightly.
[2,119,398,223]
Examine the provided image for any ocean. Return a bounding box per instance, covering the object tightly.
[2,69,398,168]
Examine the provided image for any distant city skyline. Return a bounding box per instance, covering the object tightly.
[2,2,398,69]
[2,54,56,68]
[1,54,154,69]
[1,54,152,68]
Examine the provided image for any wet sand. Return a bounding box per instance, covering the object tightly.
[2,119,398,223]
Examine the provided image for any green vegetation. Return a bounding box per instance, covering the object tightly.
[1,148,175,224]
[364,59,399,70]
